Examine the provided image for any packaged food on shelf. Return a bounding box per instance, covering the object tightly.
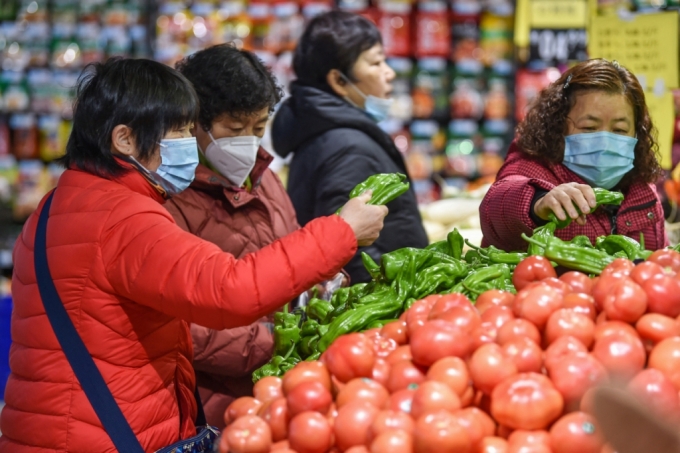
[412,57,449,120]
[415,0,450,58]
[377,1,412,57]
[9,113,38,160]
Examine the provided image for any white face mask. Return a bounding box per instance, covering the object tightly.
[203,132,261,187]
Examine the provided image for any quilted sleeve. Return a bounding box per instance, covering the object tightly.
[101,203,357,330]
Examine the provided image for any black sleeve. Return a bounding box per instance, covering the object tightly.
[529,189,549,227]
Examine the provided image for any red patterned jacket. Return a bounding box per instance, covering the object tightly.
[480,142,668,252]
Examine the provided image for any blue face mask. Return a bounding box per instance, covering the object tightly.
[562,131,637,189]
[152,137,199,196]
[340,73,394,123]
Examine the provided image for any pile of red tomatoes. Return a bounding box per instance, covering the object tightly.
[219,250,680,453]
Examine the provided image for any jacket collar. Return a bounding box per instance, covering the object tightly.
[190,147,273,207]
[110,157,167,204]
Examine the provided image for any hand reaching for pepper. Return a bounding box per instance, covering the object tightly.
[534,182,597,226]
[339,191,388,246]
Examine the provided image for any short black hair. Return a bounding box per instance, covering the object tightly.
[59,57,198,179]
[175,44,283,131]
[293,11,382,89]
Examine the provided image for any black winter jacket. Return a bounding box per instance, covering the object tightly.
[272,83,429,283]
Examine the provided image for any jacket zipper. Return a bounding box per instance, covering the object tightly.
[608,199,657,235]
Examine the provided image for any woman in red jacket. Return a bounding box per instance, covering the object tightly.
[165,44,317,428]
[480,59,667,252]
[0,58,387,453]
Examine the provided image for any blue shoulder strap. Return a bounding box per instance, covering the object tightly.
[34,191,145,453]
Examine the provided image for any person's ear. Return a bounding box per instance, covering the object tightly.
[111,124,136,157]
[326,69,350,98]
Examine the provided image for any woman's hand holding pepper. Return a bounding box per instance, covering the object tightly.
[534,182,597,226]
[339,191,388,246]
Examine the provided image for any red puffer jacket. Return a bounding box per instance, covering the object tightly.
[480,142,668,252]
[0,163,356,453]
[164,150,299,429]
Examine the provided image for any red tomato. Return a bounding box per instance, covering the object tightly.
[458,407,496,438]
[282,361,332,396]
[593,321,640,343]
[479,436,509,453]
[481,306,516,329]
[636,313,680,345]
[260,398,289,442]
[386,345,412,365]
[380,320,408,345]
[253,376,283,405]
[435,306,482,334]
[502,337,544,373]
[642,273,680,318]
[647,249,680,273]
[530,277,572,295]
[648,337,680,390]
[497,319,542,346]
[472,322,498,350]
[371,336,399,359]
[336,378,389,409]
[592,333,646,379]
[513,283,563,330]
[372,359,391,387]
[385,387,417,414]
[223,415,272,453]
[369,410,415,441]
[470,343,519,395]
[507,430,551,453]
[287,381,333,416]
[334,401,380,451]
[224,397,262,426]
[406,298,437,336]
[602,277,648,324]
[322,333,376,383]
[512,256,557,291]
[549,412,604,453]
[476,289,516,314]
[491,373,564,430]
[429,293,475,319]
[270,440,290,451]
[631,261,665,286]
[364,328,382,342]
[426,356,470,397]
[451,411,486,448]
[562,292,598,321]
[628,368,680,418]
[560,271,594,295]
[411,380,461,419]
[288,411,333,453]
[369,430,413,453]
[410,319,472,366]
[545,309,595,348]
[592,274,625,312]
[548,353,608,411]
[414,410,473,453]
[600,258,635,277]
[544,336,588,371]
[386,360,426,393]
[461,385,475,408]
[345,447,370,453]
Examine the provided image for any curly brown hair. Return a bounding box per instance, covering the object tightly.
[516,59,661,188]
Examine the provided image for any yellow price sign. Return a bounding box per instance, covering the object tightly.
[588,11,679,89]
[646,91,675,170]
[530,0,588,28]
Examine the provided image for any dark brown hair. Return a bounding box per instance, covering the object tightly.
[516,59,661,188]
